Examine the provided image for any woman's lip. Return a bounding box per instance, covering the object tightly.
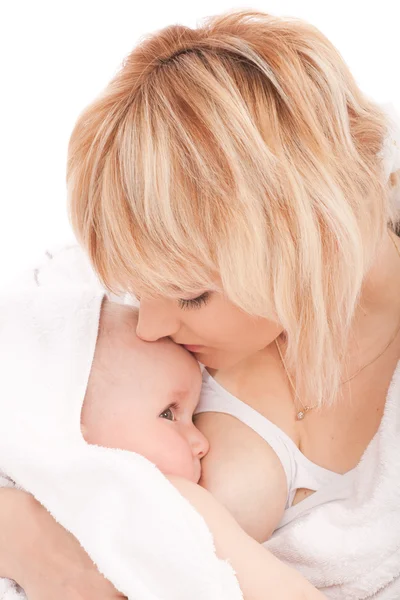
[182,344,204,352]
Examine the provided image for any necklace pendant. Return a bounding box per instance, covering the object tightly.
[296,407,310,421]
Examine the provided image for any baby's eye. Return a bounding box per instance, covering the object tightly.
[159,407,175,421]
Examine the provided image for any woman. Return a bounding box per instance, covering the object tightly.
[1,9,399,599]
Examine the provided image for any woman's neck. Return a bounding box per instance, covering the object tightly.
[212,230,400,391]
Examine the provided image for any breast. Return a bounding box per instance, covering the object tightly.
[194,411,287,543]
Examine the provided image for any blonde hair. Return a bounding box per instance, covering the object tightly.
[67,10,395,406]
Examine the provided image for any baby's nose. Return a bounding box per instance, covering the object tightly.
[190,425,210,459]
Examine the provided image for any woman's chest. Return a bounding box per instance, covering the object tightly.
[205,346,398,477]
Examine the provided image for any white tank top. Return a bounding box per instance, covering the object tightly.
[196,369,360,524]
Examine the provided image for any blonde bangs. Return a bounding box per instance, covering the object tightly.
[68,10,392,405]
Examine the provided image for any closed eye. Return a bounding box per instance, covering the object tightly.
[178,292,210,310]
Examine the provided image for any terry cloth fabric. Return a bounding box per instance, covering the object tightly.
[0,246,243,600]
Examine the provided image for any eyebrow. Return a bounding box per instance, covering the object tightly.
[167,389,190,403]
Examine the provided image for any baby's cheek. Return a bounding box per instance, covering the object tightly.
[154,438,198,482]
[161,458,199,483]
[81,400,143,452]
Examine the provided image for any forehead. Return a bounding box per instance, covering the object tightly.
[131,352,202,412]
[140,342,202,392]
[167,386,198,404]
[111,327,199,377]
[98,305,201,378]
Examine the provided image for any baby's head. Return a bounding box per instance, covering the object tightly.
[81,301,209,483]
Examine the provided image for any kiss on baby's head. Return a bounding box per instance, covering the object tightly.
[81,301,209,483]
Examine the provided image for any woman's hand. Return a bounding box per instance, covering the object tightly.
[0,488,126,599]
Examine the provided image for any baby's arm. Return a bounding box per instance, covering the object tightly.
[169,476,324,600]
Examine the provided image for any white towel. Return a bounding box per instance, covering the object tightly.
[265,359,400,599]
[0,246,243,600]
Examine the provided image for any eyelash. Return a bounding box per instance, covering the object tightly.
[159,402,180,421]
[178,292,210,310]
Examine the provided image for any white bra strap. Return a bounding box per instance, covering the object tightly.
[275,470,354,530]
[197,377,343,508]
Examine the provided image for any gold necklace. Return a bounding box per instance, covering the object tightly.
[274,339,315,421]
[276,231,400,421]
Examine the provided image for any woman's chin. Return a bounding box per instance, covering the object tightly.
[195,349,238,370]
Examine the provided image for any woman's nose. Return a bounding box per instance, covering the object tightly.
[136,298,180,342]
[189,425,210,459]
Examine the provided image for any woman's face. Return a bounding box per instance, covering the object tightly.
[136,291,282,369]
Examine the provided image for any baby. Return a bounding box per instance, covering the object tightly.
[80,301,322,600]
[81,300,208,483]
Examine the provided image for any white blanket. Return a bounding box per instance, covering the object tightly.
[266,360,400,599]
[0,246,243,600]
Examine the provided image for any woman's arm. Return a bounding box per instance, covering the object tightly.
[169,477,324,600]
[0,488,126,599]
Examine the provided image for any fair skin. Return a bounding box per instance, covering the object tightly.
[136,230,400,540]
[81,305,323,599]
[81,305,208,483]
[0,233,398,597]
[170,476,324,600]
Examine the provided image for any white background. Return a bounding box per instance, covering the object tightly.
[1,0,399,283]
